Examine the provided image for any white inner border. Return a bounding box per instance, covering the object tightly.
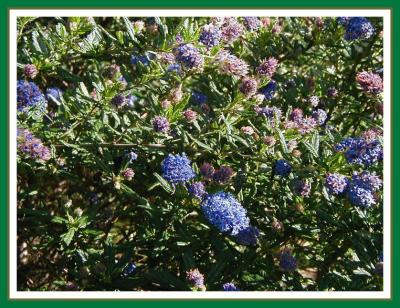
[9,9,391,300]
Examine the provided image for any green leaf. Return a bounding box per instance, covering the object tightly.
[276,128,288,153]
[153,172,173,193]
[122,17,138,44]
[61,228,75,246]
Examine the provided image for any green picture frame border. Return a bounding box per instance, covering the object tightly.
[1,0,398,305]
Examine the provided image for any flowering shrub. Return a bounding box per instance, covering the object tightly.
[17,16,383,291]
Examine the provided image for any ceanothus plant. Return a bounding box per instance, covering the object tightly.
[16,16,383,292]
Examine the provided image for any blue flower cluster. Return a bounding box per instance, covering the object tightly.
[326,171,382,208]
[199,24,221,48]
[161,153,195,184]
[347,171,382,208]
[46,87,63,102]
[234,226,260,246]
[279,249,298,272]
[223,282,239,291]
[121,262,137,278]
[131,54,151,66]
[191,91,207,105]
[259,80,277,100]
[201,192,250,236]
[338,17,375,40]
[312,109,328,125]
[17,80,46,112]
[273,159,292,177]
[335,136,383,166]
[174,44,204,69]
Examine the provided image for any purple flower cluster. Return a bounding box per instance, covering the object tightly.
[24,64,38,79]
[215,50,249,77]
[213,166,234,184]
[17,80,46,112]
[221,17,244,44]
[284,110,318,134]
[325,173,349,195]
[161,153,195,184]
[293,180,311,197]
[200,162,215,179]
[255,105,282,127]
[17,128,51,161]
[257,57,279,77]
[356,71,383,94]
[199,24,221,48]
[201,191,250,236]
[335,135,383,166]
[243,17,261,31]
[183,109,198,122]
[111,94,128,107]
[174,44,204,69]
[239,77,258,98]
[152,116,170,133]
[186,268,205,289]
[187,181,206,199]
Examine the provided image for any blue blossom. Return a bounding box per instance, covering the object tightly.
[121,262,136,278]
[279,249,298,272]
[187,182,206,199]
[201,191,250,236]
[335,136,383,166]
[234,226,260,246]
[191,92,207,105]
[161,153,195,184]
[166,63,181,73]
[131,54,151,66]
[312,109,328,125]
[347,184,376,208]
[126,95,138,107]
[259,80,277,100]
[273,159,292,177]
[46,87,63,102]
[199,24,221,48]
[351,171,382,192]
[174,44,204,69]
[343,17,375,40]
[325,173,349,195]
[17,80,46,112]
[223,282,239,291]
[127,151,138,163]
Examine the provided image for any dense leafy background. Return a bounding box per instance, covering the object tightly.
[17,16,383,291]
